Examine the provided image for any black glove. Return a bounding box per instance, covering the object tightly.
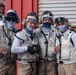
[34,45,40,53]
[28,45,36,54]
[28,45,40,54]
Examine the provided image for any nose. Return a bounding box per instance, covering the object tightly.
[58,22,63,26]
[32,23,35,26]
[30,23,36,29]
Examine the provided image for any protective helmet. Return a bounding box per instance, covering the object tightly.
[26,12,38,21]
[55,17,66,25]
[5,9,19,23]
[22,12,37,26]
[41,10,54,24]
[42,11,53,17]
[55,17,70,30]
[27,12,36,17]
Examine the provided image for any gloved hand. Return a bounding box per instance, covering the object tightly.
[34,45,40,53]
[28,45,40,54]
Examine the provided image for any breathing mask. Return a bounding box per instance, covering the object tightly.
[42,22,51,33]
[55,17,67,32]
[58,24,66,32]
[6,20,15,30]
[24,25,33,36]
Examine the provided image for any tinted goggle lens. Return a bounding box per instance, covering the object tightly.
[43,17,53,21]
[6,17,16,22]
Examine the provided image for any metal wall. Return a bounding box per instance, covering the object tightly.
[38,0,76,26]
[5,0,38,29]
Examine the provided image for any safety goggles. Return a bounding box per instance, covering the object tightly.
[6,17,16,22]
[43,17,53,22]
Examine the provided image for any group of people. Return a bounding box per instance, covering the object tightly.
[0,9,76,75]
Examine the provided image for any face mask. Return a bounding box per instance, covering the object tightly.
[26,25,33,35]
[6,21,15,30]
[42,22,51,32]
[42,27,50,33]
[58,24,66,32]
[42,22,51,28]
